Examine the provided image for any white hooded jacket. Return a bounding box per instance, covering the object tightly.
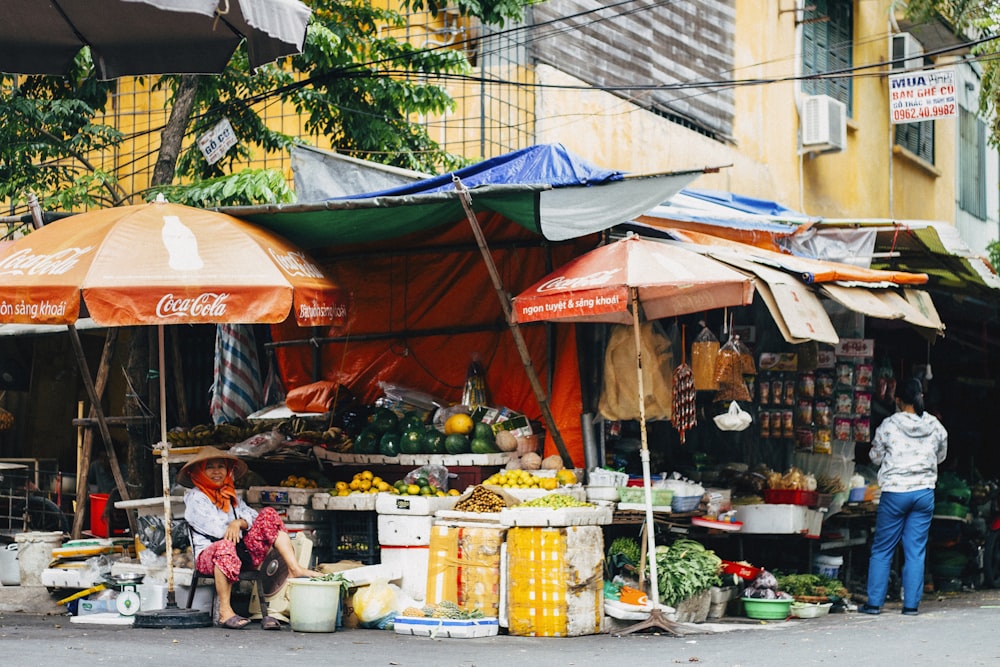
[869,411,948,493]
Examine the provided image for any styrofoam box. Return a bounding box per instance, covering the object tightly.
[137,581,214,612]
[378,514,435,546]
[379,545,430,601]
[492,486,587,502]
[277,504,325,523]
[434,510,502,524]
[735,504,808,534]
[246,486,326,505]
[313,492,377,511]
[376,492,459,516]
[499,505,613,527]
[394,616,499,638]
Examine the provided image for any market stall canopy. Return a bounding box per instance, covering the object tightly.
[0,198,348,327]
[636,198,1000,300]
[0,0,311,79]
[222,144,712,247]
[512,234,755,325]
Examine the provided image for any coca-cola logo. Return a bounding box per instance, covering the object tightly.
[268,248,325,279]
[155,293,229,319]
[536,268,620,292]
[0,246,94,277]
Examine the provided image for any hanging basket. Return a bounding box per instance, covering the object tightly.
[0,407,12,432]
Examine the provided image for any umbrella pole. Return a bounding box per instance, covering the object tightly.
[616,288,693,637]
[452,176,574,467]
[133,325,211,628]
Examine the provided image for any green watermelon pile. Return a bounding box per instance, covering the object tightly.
[350,407,501,457]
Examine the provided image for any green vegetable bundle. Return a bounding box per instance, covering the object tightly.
[654,538,723,607]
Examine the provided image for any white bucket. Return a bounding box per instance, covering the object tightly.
[0,543,19,585]
[14,531,63,587]
[813,554,843,579]
[288,579,341,633]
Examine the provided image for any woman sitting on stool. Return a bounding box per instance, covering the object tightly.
[179,447,321,630]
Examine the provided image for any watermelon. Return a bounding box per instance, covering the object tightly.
[444,433,470,455]
[399,429,425,455]
[470,437,499,455]
[369,407,399,435]
[400,411,426,432]
[379,432,401,457]
[353,428,380,455]
[472,421,495,443]
[423,428,447,455]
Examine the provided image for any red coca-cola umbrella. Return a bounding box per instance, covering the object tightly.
[0,196,348,625]
[512,233,754,631]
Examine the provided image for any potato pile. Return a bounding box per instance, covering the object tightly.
[454,485,506,513]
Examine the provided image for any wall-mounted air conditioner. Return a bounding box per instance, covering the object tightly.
[800,94,847,154]
[891,32,924,71]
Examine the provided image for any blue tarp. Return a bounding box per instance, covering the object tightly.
[330,143,624,200]
[677,188,809,218]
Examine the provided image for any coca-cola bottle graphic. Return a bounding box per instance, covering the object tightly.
[161,215,203,271]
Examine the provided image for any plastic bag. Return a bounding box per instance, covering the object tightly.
[403,464,452,491]
[228,429,287,458]
[461,359,491,411]
[691,323,720,390]
[354,578,399,629]
[713,401,753,432]
[137,515,190,555]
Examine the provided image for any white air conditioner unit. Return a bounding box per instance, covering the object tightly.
[800,94,847,154]
[891,32,924,71]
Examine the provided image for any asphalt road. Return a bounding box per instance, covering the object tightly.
[1,589,998,666]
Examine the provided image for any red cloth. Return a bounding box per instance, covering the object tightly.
[195,507,285,581]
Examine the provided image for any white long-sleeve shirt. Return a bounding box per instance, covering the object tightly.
[869,411,948,493]
[183,487,258,558]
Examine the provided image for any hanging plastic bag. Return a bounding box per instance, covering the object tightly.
[690,322,720,390]
[713,401,753,432]
[714,335,752,402]
[461,358,490,411]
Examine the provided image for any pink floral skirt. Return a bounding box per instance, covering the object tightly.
[195,506,285,582]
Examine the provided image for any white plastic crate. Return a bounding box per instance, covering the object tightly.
[588,468,628,487]
[394,616,499,638]
[246,486,326,505]
[735,504,808,534]
[312,493,377,511]
[375,492,459,516]
[499,505,613,527]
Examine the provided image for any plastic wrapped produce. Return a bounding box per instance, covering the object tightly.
[691,323,719,391]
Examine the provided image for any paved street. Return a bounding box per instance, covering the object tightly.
[1,589,998,666]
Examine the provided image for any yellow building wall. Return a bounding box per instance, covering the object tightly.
[533,1,957,224]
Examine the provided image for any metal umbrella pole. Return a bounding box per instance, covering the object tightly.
[132,325,212,628]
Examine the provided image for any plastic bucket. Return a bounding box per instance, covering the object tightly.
[288,579,341,633]
[14,531,63,586]
[0,543,19,585]
[813,554,843,579]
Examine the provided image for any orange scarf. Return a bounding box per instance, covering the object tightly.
[190,463,239,513]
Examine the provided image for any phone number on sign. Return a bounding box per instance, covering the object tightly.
[892,104,955,121]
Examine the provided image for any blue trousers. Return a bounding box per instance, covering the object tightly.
[866,488,934,609]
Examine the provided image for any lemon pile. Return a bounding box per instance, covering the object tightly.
[280,475,319,489]
[484,470,560,490]
[330,469,391,496]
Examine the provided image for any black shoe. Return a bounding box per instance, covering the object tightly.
[901,608,918,616]
[860,604,881,615]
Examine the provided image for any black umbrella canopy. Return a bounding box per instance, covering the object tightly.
[0,0,311,79]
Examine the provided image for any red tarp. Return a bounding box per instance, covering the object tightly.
[270,213,599,466]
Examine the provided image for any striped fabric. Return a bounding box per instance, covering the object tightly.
[209,324,264,424]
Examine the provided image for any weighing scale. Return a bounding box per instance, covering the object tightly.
[105,572,144,616]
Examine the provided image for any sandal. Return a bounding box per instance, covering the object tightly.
[261,615,282,631]
[217,615,251,629]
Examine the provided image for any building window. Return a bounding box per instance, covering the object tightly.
[895,120,935,165]
[802,0,853,115]
[959,107,987,219]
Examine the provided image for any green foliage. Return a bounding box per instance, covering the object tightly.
[987,239,1000,270]
[1,0,530,210]
[653,538,722,606]
[147,169,294,208]
[401,0,535,28]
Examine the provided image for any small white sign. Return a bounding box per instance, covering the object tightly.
[889,67,957,125]
[197,117,238,165]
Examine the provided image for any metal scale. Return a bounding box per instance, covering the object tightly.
[105,572,144,616]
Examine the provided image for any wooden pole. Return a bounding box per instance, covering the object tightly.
[451,177,573,468]
[70,328,121,537]
[68,325,135,535]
